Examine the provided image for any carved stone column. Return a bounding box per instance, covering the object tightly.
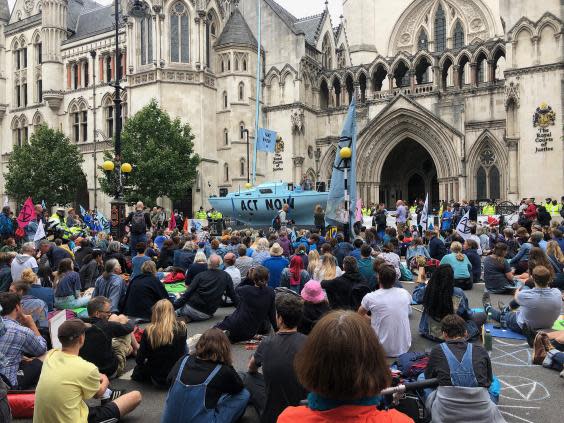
[505,137,519,201]
[531,35,540,65]
[453,65,460,89]
[292,156,304,183]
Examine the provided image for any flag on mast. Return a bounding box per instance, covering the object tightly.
[420,194,429,231]
[326,97,357,231]
[456,210,472,240]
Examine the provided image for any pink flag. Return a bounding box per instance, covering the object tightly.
[168,212,176,231]
[17,197,36,229]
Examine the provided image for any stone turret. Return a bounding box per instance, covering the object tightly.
[41,0,68,109]
[0,0,9,120]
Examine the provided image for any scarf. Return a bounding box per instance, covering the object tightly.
[307,392,381,411]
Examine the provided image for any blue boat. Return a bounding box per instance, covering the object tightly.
[208,182,328,226]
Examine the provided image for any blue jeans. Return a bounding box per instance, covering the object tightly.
[130,233,147,252]
[488,307,522,333]
[214,389,250,423]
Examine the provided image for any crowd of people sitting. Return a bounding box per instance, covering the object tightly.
[0,198,563,422]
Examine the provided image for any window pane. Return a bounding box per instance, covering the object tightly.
[23,83,28,106]
[434,5,446,53]
[418,30,428,50]
[454,22,464,50]
[489,166,500,200]
[141,18,146,64]
[476,167,487,199]
[181,14,189,63]
[148,18,153,62]
[171,15,179,62]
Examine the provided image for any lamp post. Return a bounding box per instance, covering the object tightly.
[339,146,352,242]
[314,147,321,189]
[106,0,144,238]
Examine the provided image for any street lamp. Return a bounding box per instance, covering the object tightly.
[339,146,352,242]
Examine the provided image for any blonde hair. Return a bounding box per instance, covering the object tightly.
[255,238,270,252]
[141,260,157,275]
[194,252,207,263]
[547,240,564,264]
[450,241,464,261]
[146,300,186,349]
[319,254,337,280]
[307,249,320,275]
[20,268,38,285]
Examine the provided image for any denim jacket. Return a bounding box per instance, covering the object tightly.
[412,283,478,341]
[509,242,532,265]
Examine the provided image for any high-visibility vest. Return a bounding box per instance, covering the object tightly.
[361,208,370,217]
[483,205,495,216]
[195,211,206,219]
[409,206,416,214]
[550,203,561,217]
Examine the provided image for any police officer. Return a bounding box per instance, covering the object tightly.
[195,206,207,220]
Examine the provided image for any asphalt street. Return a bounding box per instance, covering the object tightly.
[19,282,564,423]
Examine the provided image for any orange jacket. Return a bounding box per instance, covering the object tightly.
[277,405,414,423]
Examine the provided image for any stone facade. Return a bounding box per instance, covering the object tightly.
[0,0,562,215]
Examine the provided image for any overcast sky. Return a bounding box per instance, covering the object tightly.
[7,0,343,20]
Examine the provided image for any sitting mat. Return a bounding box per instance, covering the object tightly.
[484,323,527,340]
[552,320,564,331]
[472,308,484,313]
[165,282,186,294]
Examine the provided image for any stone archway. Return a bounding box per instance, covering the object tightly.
[356,95,463,205]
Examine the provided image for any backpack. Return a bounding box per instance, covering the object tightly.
[396,351,430,379]
[131,211,146,234]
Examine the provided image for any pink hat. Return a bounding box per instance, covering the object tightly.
[301,280,326,304]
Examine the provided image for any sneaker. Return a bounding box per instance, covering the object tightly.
[101,389,126,405]
[482,291,491,311]
[532,333,548,365]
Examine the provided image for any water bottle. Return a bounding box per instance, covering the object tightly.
[484,329,492,352]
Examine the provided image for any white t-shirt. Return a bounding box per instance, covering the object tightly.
[224,266,241,288]
[361,288,412,357]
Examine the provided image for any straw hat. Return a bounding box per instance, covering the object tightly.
[269,243,284,257]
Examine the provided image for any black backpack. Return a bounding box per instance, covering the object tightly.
[272,212,281,230]
[131,211,146,234]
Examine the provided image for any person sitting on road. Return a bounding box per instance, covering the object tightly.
[161,328,250,423]
[174,255,238,322]
[130,242,151,279]
[184,252,208,286]
[172,241,196,272]
[92,259,126,313]
[246,293,307,423]
[483,265,562,334]
[33,318,142,423]
[413,265,485,342]
[216,265,276,344]
[122,260,170,320]
[423,315,505,423]
[440,241,473,290]
[278,310,412,423]
[321,256,369,311]
[9,280,49,329]
[0,292,47,390]
[132,299,187,389]
[53,258,90,310]
[79,296,138,379]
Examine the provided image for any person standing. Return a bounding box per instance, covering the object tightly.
[11,242,38,282]
[395,200,408,235]
[33,319,142,423]
[0,206,14,241]
[314,205,325,234]
[125,202,152,251]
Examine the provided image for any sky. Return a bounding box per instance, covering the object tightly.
[7,0,344,20]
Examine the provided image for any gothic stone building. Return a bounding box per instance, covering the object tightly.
[0,0,562,215]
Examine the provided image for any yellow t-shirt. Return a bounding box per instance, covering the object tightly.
[33,349,100,423]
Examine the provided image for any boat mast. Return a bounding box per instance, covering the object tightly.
[251,0,262,185]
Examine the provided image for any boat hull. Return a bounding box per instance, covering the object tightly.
[209,191,328,226]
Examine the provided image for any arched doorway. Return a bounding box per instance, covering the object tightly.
[379,138,439,208]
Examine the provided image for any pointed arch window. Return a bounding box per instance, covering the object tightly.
[417,29,428,50]
[434,5,446,53]
[206,13,218,67]
[242,59,247,71]
[238,82,245,101]
[170,2,189,63]
[453,21,464,50]
[223,128,228,146]
[140,15,153,65]
[239,122,245,140]
[234,59,239,71]
[240,158,245,177]
[476,167,487,199]
[476,144,501,200]
[223,91,228,109]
